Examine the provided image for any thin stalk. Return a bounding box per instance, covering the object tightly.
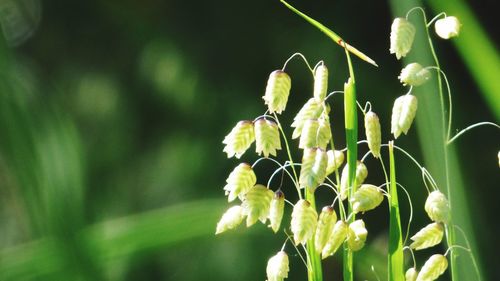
[420,12,458,280]
[388,142,404,281]
[273,112,302,199]
[342,46,357,281]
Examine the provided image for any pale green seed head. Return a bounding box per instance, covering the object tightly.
[299,119,320,149]
[298,116,331,150]
[364,111,381,158]
[399,63,431,86]
[314,206,337,253]
[321,221,349,259]
[425,191,450,223]
[266,251,289,281]
[347,219,368,251]
[390,17,416,59]
[416,254,448,281]
[321,220,348,259]
[254,119,281,158]
[313,63,329,102]
[435,16,461,39]
[223,163,256,202]
[263,70,292,114]
[350,184,384,214]
[339,161,368,200]
[410,222,444,250]
[291,199,318,246]
[269,191,285,233]
[222,120,255,158]
[326,150,344,176]
[299,148,328,191]
[291,98,324,139]
[405,268,418,281]
[391,94,418,138]
[216,205,244,235]
[242,184,274,227]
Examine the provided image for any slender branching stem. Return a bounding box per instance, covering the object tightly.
[273,112,302,199]
[447,122,500,145]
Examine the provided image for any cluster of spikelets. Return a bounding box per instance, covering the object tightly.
[403,190,451,281]
[217,60,391,281]
[390,12,461,281]
[389,14,461,139]
[216,10,462,281]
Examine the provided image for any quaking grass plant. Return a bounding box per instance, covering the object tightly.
[216,1,499,280]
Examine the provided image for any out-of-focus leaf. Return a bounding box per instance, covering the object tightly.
[0,199,225,280]
[0,0,41,46]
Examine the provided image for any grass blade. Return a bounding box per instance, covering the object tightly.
[388,142,404,281]
[279,0,378,67]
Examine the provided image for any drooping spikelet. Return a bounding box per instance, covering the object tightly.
[298,117,331,150]
[425,191,450,223]
[350,184,384,214]
[266,251,289,281]
[326,150,344,176]
[242,184,274,226]
[254,119,281,157]
[347,219,368,251]
[268,190,285,233]
[321,220,348,259]
[416,254,448,281]
[291,98,325,139]
[435,16,461,39]
[299,148,328,191]
[299,119,319,149]
[399,63,431,86]
[263,70,292,114]
[223,163,257,202]
[390,17,416,59]
[406,268,418,281]
[291,199,318,246]
[313,63,329,102]
[222,120,255,158]
[364,111,382,158]
[339,161,368,200]
[410,222,444,250]
[391,94,418,139]
[314,206,337,253]
[317,117,332,149]
[215,205,245,234]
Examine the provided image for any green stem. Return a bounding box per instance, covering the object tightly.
[388,142,404,281]
[273,113,302,199]
[305,188,323,281]
[343,47,357,281]
[421,13,458,281]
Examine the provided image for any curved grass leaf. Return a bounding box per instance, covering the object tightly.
[0,199,225,280]
[388,142,404,281]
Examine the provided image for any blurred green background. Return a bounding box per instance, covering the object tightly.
[0,0,498,280]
